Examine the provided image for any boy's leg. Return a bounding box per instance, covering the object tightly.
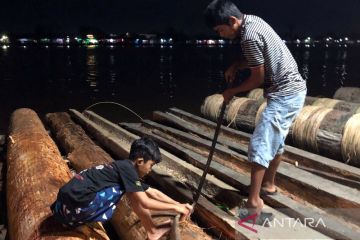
[261,91,306,193]
[262,154,282,193]
[245,162,266,214]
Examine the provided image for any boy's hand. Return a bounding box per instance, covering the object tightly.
[222,88,236,104]
[184,203,193,212]
[225,62,242,83]
[175,204,191,222]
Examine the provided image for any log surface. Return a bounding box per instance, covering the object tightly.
[7,108,107,240]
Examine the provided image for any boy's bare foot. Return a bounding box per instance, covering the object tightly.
[245,198,264,216]
[147,226,171,240]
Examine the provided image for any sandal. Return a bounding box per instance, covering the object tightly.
[238,208,274,227]
[260,187,278,196]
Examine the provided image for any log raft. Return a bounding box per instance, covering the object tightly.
[6,108,109,240]
[46,112,208,240]
[154,108,360,189]
[121,119,360,223]
[70,110,329,239]
[119,120,360,239]
[4,107,360,239]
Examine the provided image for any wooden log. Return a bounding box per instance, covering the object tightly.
[304,96,319,105]
[7,108,109,240]
[227,98,261,132]
[290,107,354,161]
[46,112,205,240]
[117,121,360,239]
[163,108,360,188]
[312,98,360,113]
[202,94,360,162]
[71,110,330,239]
[121,119,360,226]
[246,88,264,102]
[334,87,360,103]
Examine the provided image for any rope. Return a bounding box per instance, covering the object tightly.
[312,98,341,108]
[341,113,360,166]
[226,97,249,127]
[201,94,224,121]
[292,106,331,152]
[255,102,267,125]
[83,102,143,121]
[247,88,264,101]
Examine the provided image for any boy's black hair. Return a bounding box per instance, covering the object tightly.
[204,0,243,29]
[129,137,161,163]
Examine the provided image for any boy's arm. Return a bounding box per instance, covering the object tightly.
[225,59,249,83]
[126,191,188,215]
[145,187,180,205]
[223,64,264,103]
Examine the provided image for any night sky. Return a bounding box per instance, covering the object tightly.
[0,0,359,37]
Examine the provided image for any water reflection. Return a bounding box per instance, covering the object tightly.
[321,51,329,88]
[335,49,347,86]
[159,48,176,100]
[109,54,117,96]
[86,50,98,92]
[206,50,225,93]
[291,46,351,96]
[300,50,310,81]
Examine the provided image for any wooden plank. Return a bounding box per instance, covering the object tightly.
[121,120,360,225]
[7,108,109,240]
[120,121,360,240]
[55,111,209,240]
[153,148,329,239]
[165,108,360,185]
[154,110,360,189]
[58,110,210,240]
[74,110,330,239]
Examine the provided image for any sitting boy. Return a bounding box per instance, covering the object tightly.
[51,137,192,240]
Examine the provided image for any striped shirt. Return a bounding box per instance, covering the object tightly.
[240,15,306,98]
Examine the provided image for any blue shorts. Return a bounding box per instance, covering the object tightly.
[248,91,306,168]
[51,185,123,227]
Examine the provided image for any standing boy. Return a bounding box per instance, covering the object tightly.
[51,137,192,240]
[204,0,306,222]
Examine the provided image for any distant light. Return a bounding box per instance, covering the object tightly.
[2,45,8,50]
[1,35,9,43]
[344,37,348,41]
[110,45,114,48]
[45,45,49,48]
[109,39,114,43]
[86,34,95,39]
[89,39,98,44]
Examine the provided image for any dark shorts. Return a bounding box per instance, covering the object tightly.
[51,185,123,227]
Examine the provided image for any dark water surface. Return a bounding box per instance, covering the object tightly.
[1,45,360,133]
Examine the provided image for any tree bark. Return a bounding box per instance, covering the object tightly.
[7,108,109,240]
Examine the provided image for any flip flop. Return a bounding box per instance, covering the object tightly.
[260,187,278,196]
[238,208,274,227]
